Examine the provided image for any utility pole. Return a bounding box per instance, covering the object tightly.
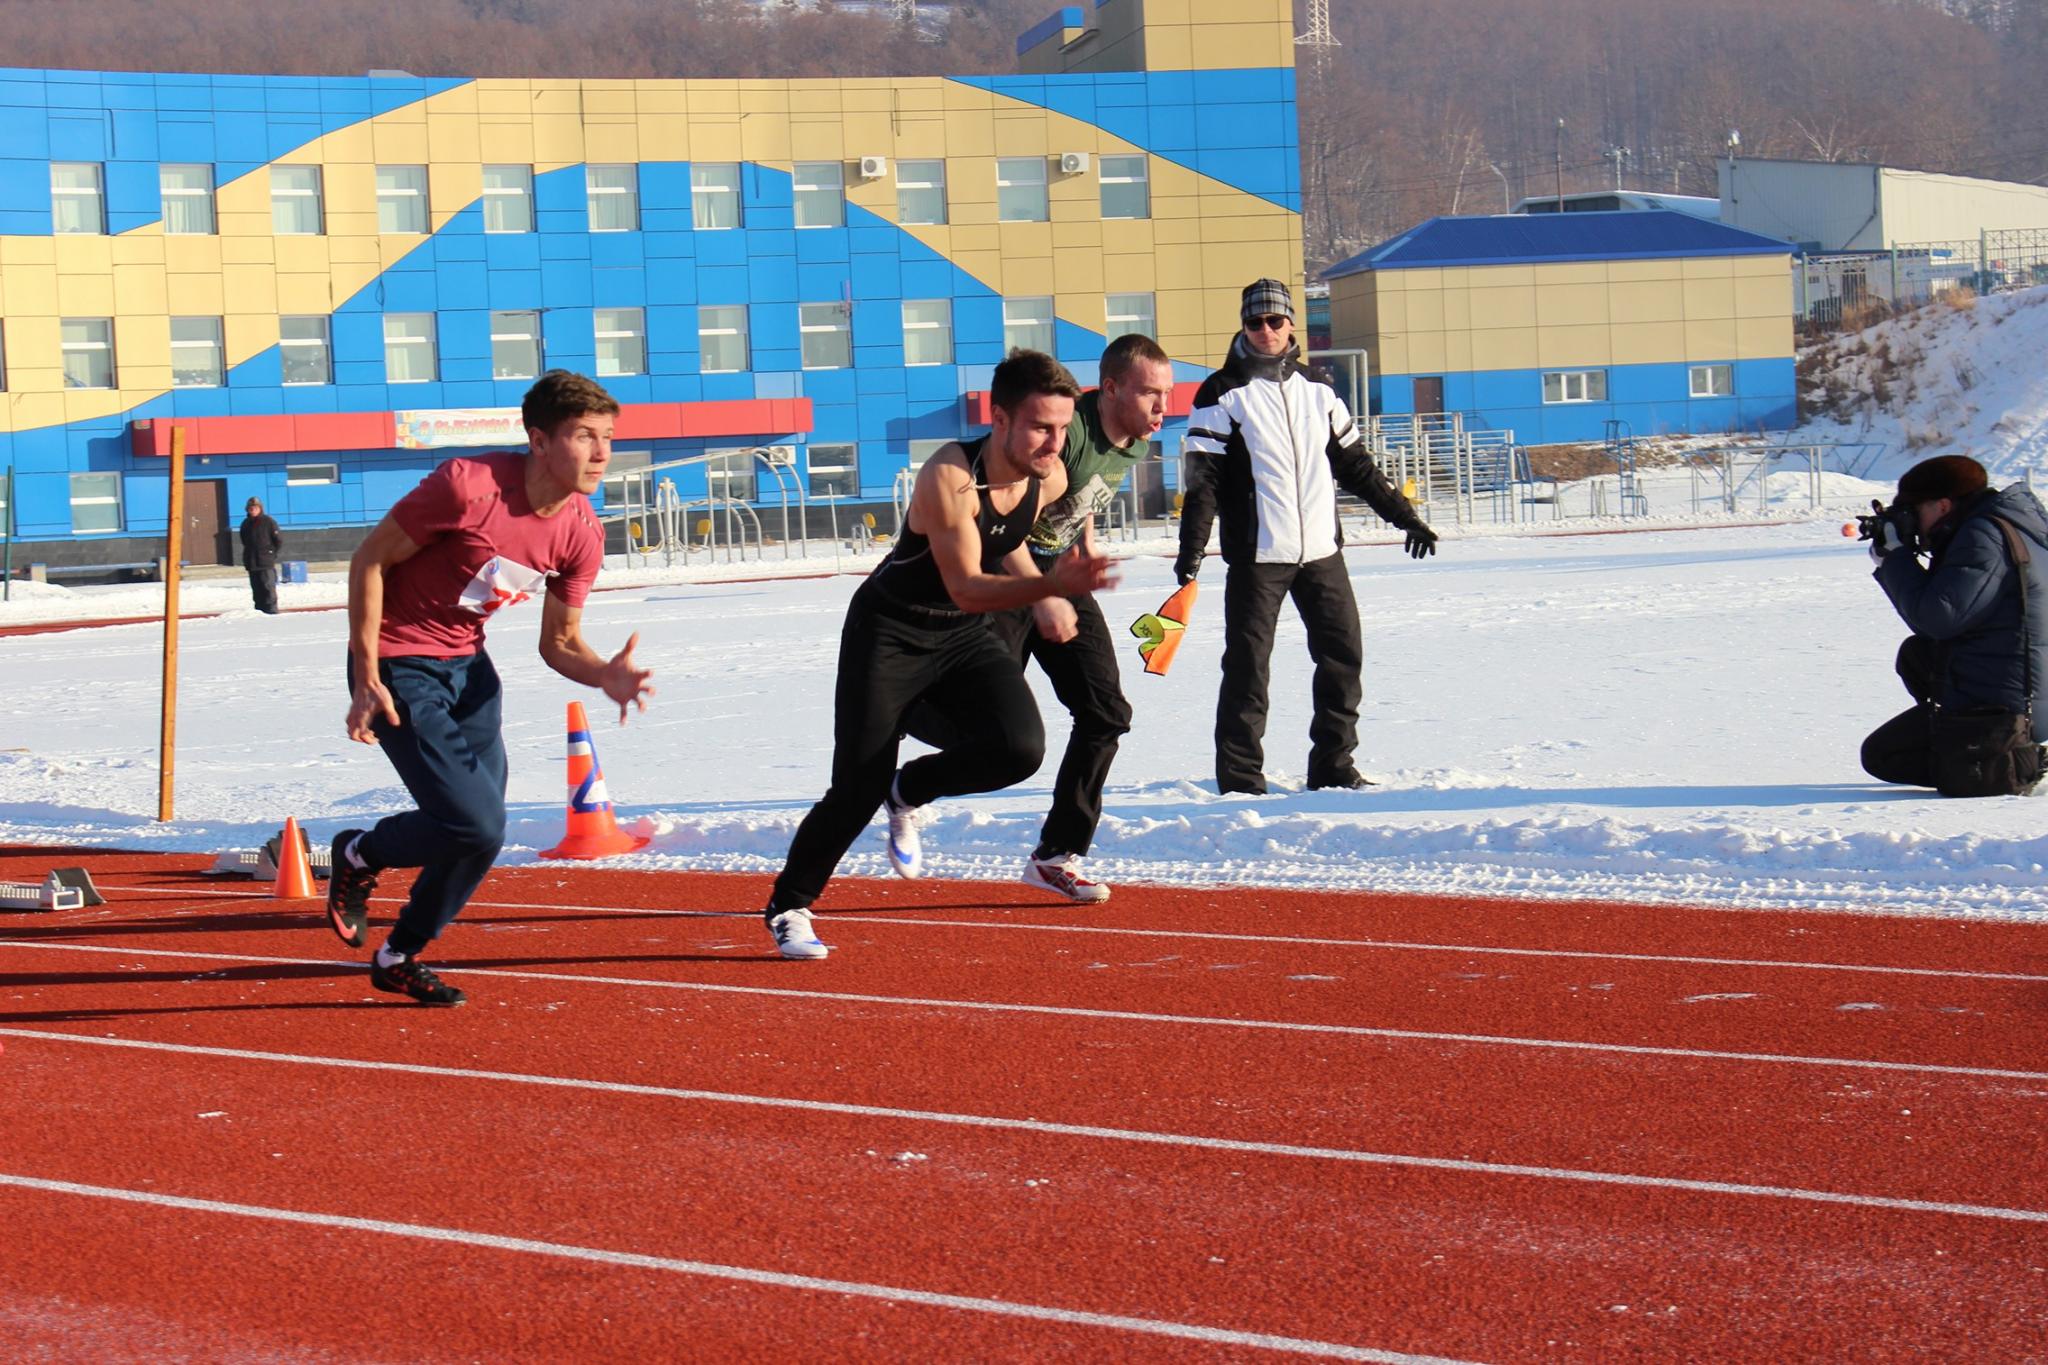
[1488,162,1511,213]
[1297,0,1339,75]
[1605,145,1630,191]
[1554,118,1565,207]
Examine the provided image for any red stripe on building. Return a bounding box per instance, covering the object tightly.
[132,399,813,457]
[961,382,1200,427]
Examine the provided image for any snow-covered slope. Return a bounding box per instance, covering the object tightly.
[1793,285,2048,485]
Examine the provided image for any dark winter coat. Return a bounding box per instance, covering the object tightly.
[1177,336,1422,571]
[239,513,282,570]
[1875,483,2048,740]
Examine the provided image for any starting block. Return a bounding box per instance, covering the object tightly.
[0,872,88,912]
[50,866,105,906]
[210,828,331,881]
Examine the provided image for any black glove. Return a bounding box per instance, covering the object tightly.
[1173,547,1204,585]
[1859,499,1913,563]
[1403,524,1438,560]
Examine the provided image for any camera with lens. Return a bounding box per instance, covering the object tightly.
[1856,498,1918,555]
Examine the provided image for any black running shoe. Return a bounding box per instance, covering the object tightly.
[370,955,465,1007]
[325,830,376,948]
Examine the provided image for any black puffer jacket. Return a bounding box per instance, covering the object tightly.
[1875,483,2048,739]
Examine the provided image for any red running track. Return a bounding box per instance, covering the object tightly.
[1,847,2044,1361]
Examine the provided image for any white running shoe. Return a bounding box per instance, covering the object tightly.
[768,909,829,960]
[885,791,925,879]
[1022,853,1111,904]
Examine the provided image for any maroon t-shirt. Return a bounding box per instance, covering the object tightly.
[378,452,604,659]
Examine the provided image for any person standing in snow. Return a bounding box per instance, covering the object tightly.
[238,497,283,614]
[1862,453,2048,796]
[1174,278,1439,795]
[326,370,654,1005]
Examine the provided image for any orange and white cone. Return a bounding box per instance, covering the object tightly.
[273,816,318,899]
[540,701,651,860]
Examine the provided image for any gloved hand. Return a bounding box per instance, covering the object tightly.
[1868,504,1912,563]
[1404,524,1438,560]
[1173,548,1204,585]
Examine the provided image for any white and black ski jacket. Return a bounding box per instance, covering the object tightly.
[1177,337,1420,571]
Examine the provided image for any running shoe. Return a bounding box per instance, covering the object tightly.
[1022,853,1112,904]
[884,788,925,879]
[369,955,465,1007]
[768,908,830,960]
[325,830,376,948]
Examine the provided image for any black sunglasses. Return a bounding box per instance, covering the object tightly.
[1246,314,1290,331]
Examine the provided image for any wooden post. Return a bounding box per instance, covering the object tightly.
[158,425,185,822]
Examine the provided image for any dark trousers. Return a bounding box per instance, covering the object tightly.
[1217,553,1364,790]
[248,565,278,614]
[987,595,1133,859]
[1861,636,1939,788]
[348,653,508,956]
[771,591,1046,913]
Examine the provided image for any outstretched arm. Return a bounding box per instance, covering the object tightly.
[539,594,655,723]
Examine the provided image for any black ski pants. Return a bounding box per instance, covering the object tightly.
[1216,552,1364,791]
[1861,635,1939,787]
[770,589,1046,913]
[986,594,1133,860]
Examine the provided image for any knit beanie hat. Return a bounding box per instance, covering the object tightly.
[1896,454,1988,507]
[1240,278,1295,325]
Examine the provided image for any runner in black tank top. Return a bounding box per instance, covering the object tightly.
[762,351,1117,960]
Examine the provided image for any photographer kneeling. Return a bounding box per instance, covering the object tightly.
[1863,454,2048,797]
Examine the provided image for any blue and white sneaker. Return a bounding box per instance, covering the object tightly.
[768,908,829,960]
[885,789,925,879]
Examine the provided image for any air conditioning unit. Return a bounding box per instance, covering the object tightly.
[761,445,797,467]
[1059,151,1090,175]
[858,155,888,180]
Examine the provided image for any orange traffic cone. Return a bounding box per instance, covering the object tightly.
[273,816,318,899]
[541,701,651,860]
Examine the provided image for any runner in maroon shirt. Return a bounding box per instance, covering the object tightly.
[324,371,654,1006]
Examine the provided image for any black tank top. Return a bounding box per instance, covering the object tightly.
[865,436,1042,619]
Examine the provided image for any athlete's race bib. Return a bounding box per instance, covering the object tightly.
[457,555,550,616]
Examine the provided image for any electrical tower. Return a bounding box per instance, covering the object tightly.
[1296,0,1338,72]
[892,0,917,28]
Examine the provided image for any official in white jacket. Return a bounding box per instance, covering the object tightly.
[1175,279,1437,794]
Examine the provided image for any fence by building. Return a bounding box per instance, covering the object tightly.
[1796,228,2048,332]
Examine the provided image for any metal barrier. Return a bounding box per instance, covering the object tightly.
[604,446,812,569]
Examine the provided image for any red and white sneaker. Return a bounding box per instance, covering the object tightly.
[1022,853,1111,904]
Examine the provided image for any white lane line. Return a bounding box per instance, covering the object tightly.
[110,883,2048,984]
[6,1026,2043,1226]
[4,939,2046,1085]
[0,1172,1469,1364]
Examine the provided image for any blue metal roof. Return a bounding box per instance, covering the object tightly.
[1323,211,1791,278]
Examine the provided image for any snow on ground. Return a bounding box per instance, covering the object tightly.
[1791,284,2048,484]
[4,497,2043,922]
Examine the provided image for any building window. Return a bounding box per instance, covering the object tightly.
[490,310,541,380]
[1105,291,1156,340]
[170,317,225,387]
[1003,296,1054,355]
[272,165,324,235]
[61,318,115,390]
[1541,369,1607,404]
[698,304,749,372]
[793,161,844,229]
[69,472,123,534]
[1099,155,1150,220]
[691,163,741,230]
[996,157,1049,222]
[384,313,437,383]
[600,449,653,507]
[901,299,952,366]
[799,302,850,370]
[587,164,639,232]
[376,166,429,234]
[280,315,332,385]
[483,165,534,233]
[594,307,646,378]
[806,443,858,498]
[907,438,954,468]
[51,162,105,234]
[285,463,339,486]
[160,164,216,235]
[1690,363,1735,398]
[897,159,946,226]
[706,449,757,502]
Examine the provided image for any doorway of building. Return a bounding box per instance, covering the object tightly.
[182,479,231,566]
[1412,376,1445,418]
